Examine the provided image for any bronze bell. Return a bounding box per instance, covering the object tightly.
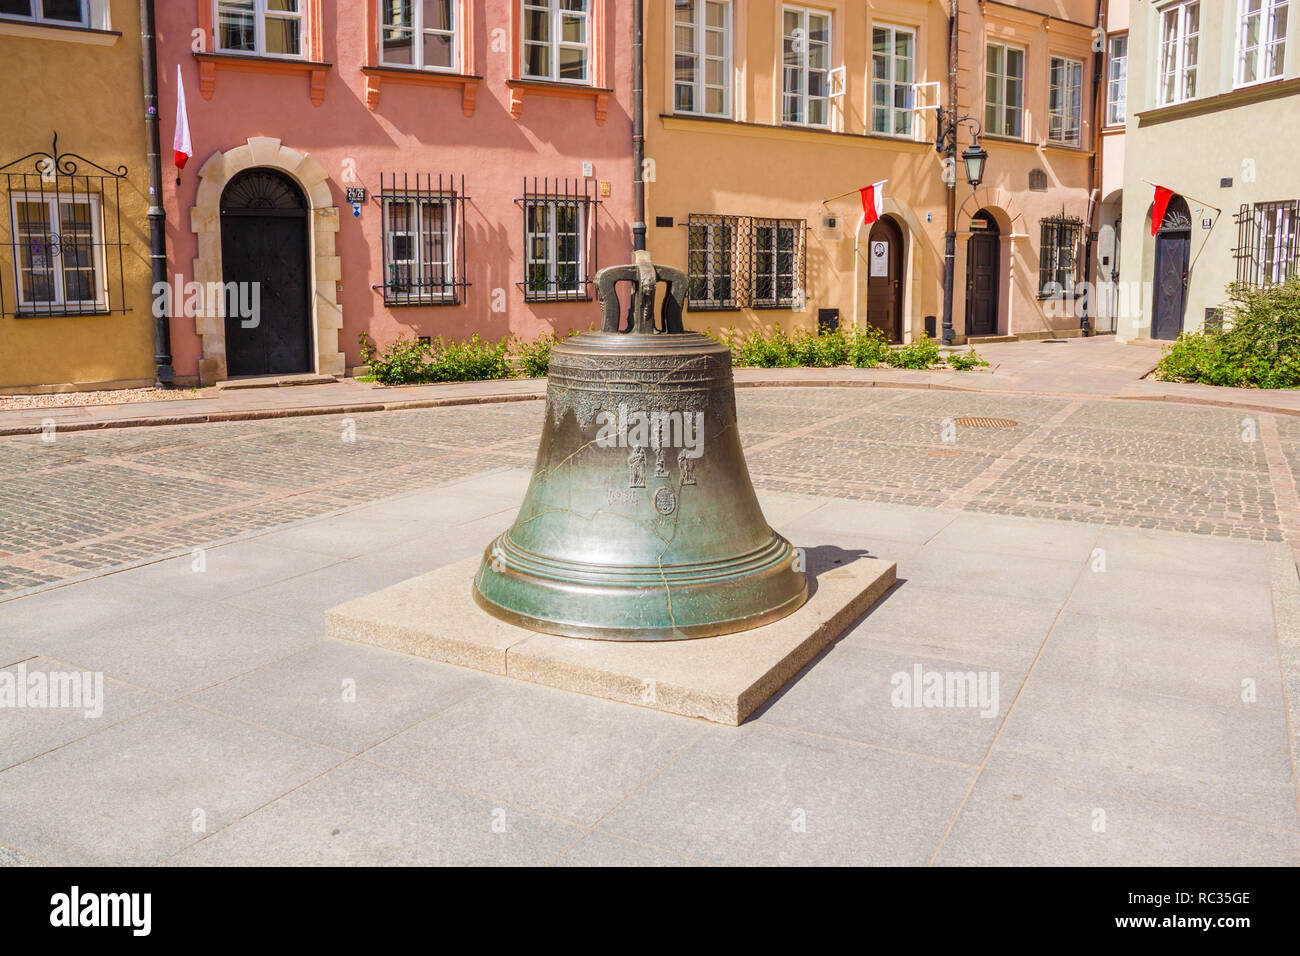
[472,251,808,640]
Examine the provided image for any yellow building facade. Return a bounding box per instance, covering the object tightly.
[645,0,1103,343]
[0,0,156,392]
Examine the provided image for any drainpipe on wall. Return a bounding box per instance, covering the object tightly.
[631,0,646,253]
[940,0,959,346]
[140,0,174,386]
[1081,0,1107,337]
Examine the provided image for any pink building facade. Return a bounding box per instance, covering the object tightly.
[157,1,635,385]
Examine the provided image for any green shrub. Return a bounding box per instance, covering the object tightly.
[884,333,941,369]
[947,349,989,371]
[361,332,510,385]
[514,334,557,378]
[790,328,850,367]
[848,326,889,368]
[1155,276,1300,388]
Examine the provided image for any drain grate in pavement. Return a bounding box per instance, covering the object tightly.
[953,416,1019,429]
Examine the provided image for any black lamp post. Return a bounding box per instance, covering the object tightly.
[936,108,988,346]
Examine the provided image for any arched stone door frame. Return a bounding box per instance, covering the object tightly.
[190,136,344,384]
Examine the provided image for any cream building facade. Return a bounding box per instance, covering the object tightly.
[1118,0,1299,340]
[645,0,1105,343]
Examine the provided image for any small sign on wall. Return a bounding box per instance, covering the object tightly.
[870,240,889,277]
[1202,218,1213,229]
[345,187,366,204]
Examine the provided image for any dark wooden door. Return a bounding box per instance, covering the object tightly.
[220,169,312,377]
[965,214,1000,336]
[865,217,904,342]
[1151,230,1190,341]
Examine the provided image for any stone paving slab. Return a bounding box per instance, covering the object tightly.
[327,552,897,725]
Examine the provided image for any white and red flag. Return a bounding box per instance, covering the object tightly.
[1150,183,1176,236]
[173,64,192,176]
[859,180,887,224]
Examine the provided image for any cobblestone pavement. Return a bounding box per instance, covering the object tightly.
[0,386,1293,597]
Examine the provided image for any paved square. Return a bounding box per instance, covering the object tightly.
[0,386,1297,865]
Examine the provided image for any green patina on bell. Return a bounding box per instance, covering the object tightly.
[473,252,808,641]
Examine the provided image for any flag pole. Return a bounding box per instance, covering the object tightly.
[822,180,888,207]
[1141,178,1222,215]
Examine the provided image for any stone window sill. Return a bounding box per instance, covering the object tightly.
[0,18,119,44]
[506,78,611,125]
[361,66,482,115]
[194,52,332,107]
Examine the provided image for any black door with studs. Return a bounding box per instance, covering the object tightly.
[220,168,312,377]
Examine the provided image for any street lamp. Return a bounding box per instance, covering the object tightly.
[961,141,988,189]
[935,108,989,345]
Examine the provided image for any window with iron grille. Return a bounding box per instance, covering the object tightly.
[686,214,806,310]
[518,178,598,302]
[375,173,469,306]
[1,136,129,318]
[1039,215,1084,296]
[687,215,740,309]
[1234,201,1300,286]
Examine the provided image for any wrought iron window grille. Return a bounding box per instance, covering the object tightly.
[1234,200,1300,287]
[685,214,807,311]
[373,172,470,307]
[1038,212,1085,297]
[1,134,130,319]
[515,177,599,303]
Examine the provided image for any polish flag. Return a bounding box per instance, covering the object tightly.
[173,64,192,175]
[859,180,888,224]
[1150,183,1175,236]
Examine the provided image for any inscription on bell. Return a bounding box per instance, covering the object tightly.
[654,487,677,516]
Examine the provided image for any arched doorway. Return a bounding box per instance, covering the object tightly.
[965,210,1000,337]
[865,217,904,342]
[1151,196,1192,340]
[220,168,312,377]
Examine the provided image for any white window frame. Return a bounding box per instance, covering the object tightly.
[214,0,306,59]
[985,41,1025,139]
[781,5,833,129]
[9,192,106,312]
[1256,202,1298,284]
[382,195,456,303]
[0,0,89,25]
[1106,33,1128,126]
[1158,0,1200,105]
[1048,55,1084,145]
[379,0,459,73]
[521,0,591,85]
[524,199,586,298]
[870,23,916,138]
[1235,0,1289,87]
[673,0,732,118]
